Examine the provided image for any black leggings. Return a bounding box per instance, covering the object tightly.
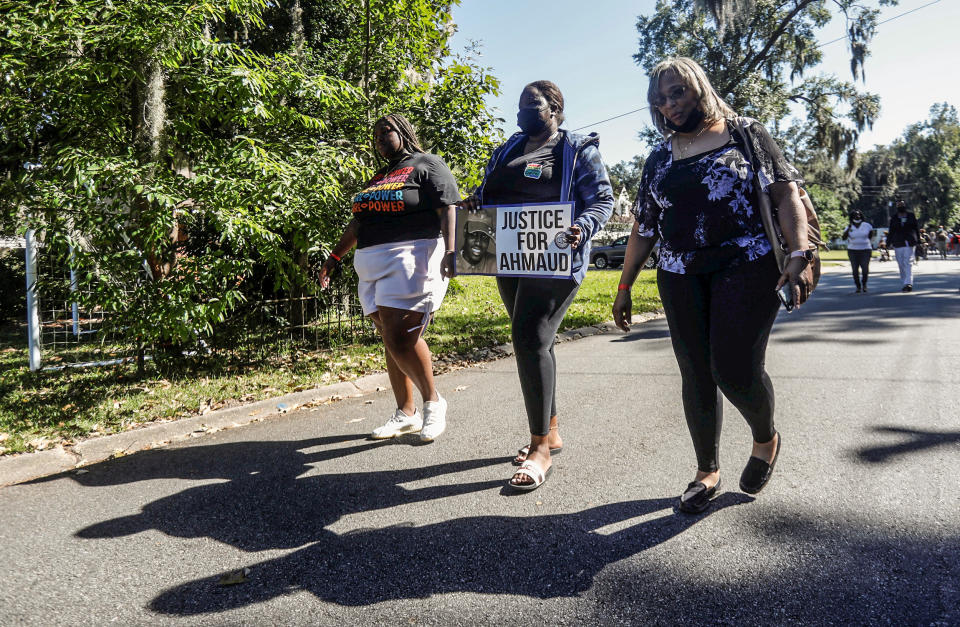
[497,277,580,436]
[657,254,781,472]
[847,249,871,289]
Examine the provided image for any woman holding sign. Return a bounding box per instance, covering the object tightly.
[318,114,458,443]
[612,58,812,513]
[462,80,614,491]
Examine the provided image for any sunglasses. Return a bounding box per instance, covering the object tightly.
[652,85,689,108]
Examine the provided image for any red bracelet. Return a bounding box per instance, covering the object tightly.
[329,252,341,262]
[618,284,631,291]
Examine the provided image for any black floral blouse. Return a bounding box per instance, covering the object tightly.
[632,118,802,274]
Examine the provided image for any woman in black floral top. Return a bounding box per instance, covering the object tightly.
[612,57,813,514]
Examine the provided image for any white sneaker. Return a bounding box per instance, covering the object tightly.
[370,408,422,439]
[420,395,447,442]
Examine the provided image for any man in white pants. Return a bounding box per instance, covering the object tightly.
[887,200,920,292]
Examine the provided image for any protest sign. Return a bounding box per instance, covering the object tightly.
[455,202,574,278]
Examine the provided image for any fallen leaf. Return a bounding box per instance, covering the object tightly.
[218,568,250,586]
[455,386,469,392]
[28,437,49,451]
[248,409,260,416]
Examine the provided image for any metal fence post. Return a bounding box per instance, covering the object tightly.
[25,229,42,371]
[69,244,79,337]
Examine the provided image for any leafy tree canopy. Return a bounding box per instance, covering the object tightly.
[854,103,960,228]
[0,0,500,352]
[634,0,897,163]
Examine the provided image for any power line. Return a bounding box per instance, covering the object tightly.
[569,0,943,133]
[571,107,649,132]
[817,0,942,49]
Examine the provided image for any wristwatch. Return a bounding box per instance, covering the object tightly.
[790,249,814,262]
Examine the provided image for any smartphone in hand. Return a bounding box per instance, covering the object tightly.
[777,285,794,312]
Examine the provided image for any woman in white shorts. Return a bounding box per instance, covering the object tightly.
[318,114,459,442]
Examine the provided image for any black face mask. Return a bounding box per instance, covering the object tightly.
[517,107,549,135]
[664,107,705,133]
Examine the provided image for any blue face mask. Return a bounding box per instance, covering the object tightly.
[517,106,549,135]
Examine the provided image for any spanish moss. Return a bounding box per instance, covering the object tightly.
[694,0,756,35]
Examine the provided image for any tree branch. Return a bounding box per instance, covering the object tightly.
[729,0,819,88]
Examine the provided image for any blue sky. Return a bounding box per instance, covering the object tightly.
[448,0,959,167]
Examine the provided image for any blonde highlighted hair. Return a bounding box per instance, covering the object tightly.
[647,57,736,136]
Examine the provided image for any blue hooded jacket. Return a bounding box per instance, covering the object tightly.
[476,130,615,283]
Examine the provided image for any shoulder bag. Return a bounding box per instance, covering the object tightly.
[733,117,824,295]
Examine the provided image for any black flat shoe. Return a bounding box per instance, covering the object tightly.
[740,433,782,495]
[678,478,721,514]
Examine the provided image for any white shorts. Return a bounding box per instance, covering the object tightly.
[353,237,448,317]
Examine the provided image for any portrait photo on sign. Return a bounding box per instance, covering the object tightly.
[455,206,498,275]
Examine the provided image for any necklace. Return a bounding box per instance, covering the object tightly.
[677,122,710,158]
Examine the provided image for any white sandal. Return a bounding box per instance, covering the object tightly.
[508,459,553,492]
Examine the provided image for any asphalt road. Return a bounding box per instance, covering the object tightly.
[2,258,959,625]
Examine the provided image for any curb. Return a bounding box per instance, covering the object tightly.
[0,313,663,488]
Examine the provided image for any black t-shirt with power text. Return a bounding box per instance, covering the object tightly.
[352,152,460,249]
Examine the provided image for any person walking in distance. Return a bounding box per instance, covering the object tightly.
[841,210,875,293]
[318,114,459,442]
[887,200,920,292]
[916,228,929,262]
[613,57,813,514]
[935,226,948,260]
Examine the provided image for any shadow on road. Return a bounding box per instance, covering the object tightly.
[146,494,748,614]
[65,435,750,614]
[64,435,960,623]
[73,436,509,551]
[855,426,960,464]
[612,319,671,342]
[592,511,960,624]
